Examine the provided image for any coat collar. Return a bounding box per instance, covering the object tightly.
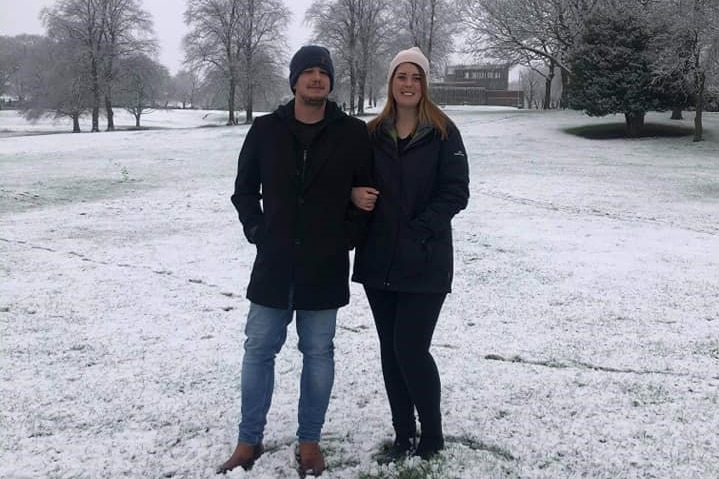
[275,99,345,125]
[377,115,435,150]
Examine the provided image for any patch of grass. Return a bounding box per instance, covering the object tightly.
[564,122,694,139]
[359,436,519,479]
[695,182,719,198]
[357,457,447,479]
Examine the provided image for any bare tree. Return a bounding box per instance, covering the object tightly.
[307,0,359,114]
[42,0,155,132]
[355,0,390,113]
[307,0,391,114]
[0,36,20,101]
[237,0,290,122]
[184,0,289,125]
[115,53,168,127]
[459,0,600,108]
[172,69,201,108]
[99,0,156,131]
[195,68,230,109]
[247,48,289,111]
[652,0,719,141]
[43,0,104,131]
[21,37,93,132]
[1,35,49,104]
[184,0,243,124]
[394,0,458,76]
[518,67,543,108]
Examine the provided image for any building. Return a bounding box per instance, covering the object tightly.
[429,64,524,108]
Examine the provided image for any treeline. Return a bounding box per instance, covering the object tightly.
[0,0,463,131]
[1,0,718,140]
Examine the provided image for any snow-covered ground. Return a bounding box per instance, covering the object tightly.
[1,106,718,479]
[0,108,233,134]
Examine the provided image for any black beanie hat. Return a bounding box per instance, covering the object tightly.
[289,45,335,92]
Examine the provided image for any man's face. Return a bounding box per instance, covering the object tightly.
[295,67,331,105]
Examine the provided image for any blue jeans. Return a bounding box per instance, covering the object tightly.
[237,302,337,444]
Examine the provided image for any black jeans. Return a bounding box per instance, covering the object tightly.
[364,287,447,441]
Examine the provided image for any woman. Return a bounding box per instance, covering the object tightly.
[351,46,470,460]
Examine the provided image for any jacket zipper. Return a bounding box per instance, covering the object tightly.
[301,149,308,185]
[382,146,403,287]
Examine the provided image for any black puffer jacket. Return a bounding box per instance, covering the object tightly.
[231,100,371,309]
[352,118,469,293]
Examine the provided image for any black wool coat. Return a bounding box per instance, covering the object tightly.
[352,119,469,293]
[231,100,372,310]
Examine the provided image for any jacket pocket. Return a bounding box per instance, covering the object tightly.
[245,223,268,246]
[395,228,431,277]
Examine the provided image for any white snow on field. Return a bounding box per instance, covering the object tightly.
[0,108,233,134]
[1,106,718,479]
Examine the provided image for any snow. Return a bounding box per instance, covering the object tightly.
[1,106,718,479]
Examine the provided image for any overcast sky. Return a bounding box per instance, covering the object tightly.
[0,0,315,74]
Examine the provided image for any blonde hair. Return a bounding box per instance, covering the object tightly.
[368,62,450,140]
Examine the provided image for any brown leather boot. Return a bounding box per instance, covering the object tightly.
[216,443,264,474]
[295,442,325,477]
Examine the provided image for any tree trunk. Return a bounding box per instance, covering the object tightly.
[693,71,704,142]
[227,77,236,125]
[543,60,555,110]
[91,57,101,132]
[429,0,437,65]
[526,86,534,110]
[542,77,551,109]
[135,112,141,128]
[349,62,357,115]
[357,39,368,116]
[105,93,115,131]
[625,112,645,138]
[244,90,253,124]
[245,90,253,124]
[560,68,570,109]
[72,114,81,133]
[245,57,254,124]
[357,72,366,115]
[104,47,115,131]
[670,107,683,120]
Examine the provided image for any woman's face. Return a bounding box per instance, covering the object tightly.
[391,62,423,109]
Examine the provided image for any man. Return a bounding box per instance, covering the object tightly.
[217,45,372,477]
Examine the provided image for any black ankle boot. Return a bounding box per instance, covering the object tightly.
[414,435,444,460]
[377,434,416,464]
[389,434,416,459]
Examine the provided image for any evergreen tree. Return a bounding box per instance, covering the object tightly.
[567,7,666,137]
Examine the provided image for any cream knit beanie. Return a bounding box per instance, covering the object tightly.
[388,47,430,82]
